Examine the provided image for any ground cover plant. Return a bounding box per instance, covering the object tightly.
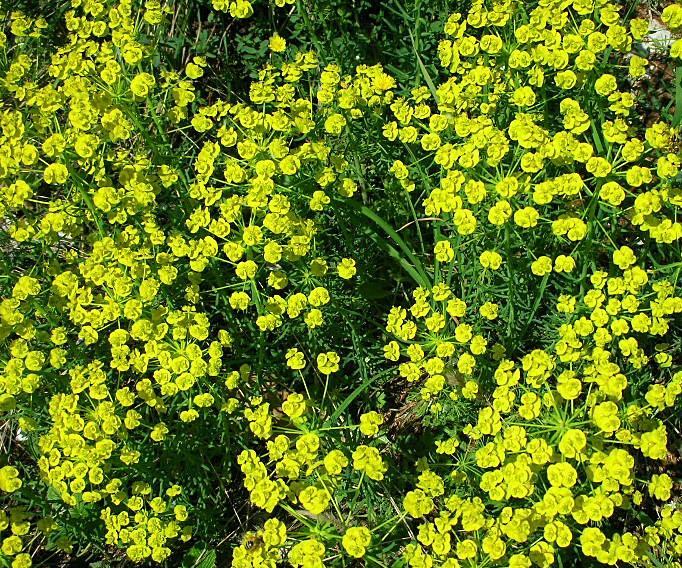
[1,0,681,566]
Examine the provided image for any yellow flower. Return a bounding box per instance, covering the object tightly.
[558,429,587,459]
[298,486,331,515]
[594,74,617,96]
[546,462,577,488]
[323,450,349,475]
[479,302,498,320]
[286,348,306,370]
[479,250,502,270]
[513,206,539,228]
[316,351,340,374]
[43,163,68,184]
[613,246,636,270]
[337,258,357,279]
[289,539,325,568]
[0,466,22,493]
[511,86,536,107]
[359,411,384,436]
[130,72,156,97]
[324,113,347,135]
[435,240,454,262]
[592,401,620,433]
[648,473,672,500]
[282,393,306,419]
[403,489,434,518]
[531,256,553,276]
[662,3,682,31]
[342,526,372,558]
[554,255,575,273]
[269,33,286,53]
[352,445,387,480]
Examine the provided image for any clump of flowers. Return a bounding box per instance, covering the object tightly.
[0,0,680,567]
[384,283,498,406]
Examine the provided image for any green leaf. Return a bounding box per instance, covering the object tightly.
[343,198,430,289]
[182,545,217,568]
[409,29,439,103]
[324,369,392,428]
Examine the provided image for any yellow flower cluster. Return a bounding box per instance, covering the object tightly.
[1,0,681,567]
[384,284,498,405]
[386,2,681,247]
[210,0,295,20]
[0,0,382,563]
[397,262,682,567]
[372,1,682,565]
